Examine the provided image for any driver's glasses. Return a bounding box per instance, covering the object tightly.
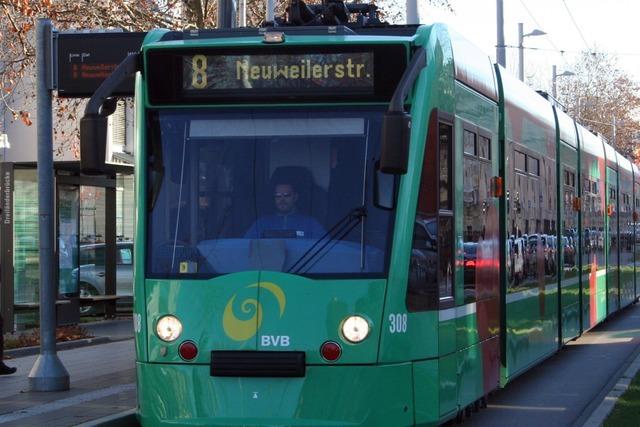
[274,192,293,199]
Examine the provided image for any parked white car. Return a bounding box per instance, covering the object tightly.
[72,242,134,313]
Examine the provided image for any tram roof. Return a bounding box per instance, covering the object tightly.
[617,151,633,174]
[603,141,618,170]
[156,25,422,43]
[555,107,578,149]
[449,28,498,102]
[579,126,605,158]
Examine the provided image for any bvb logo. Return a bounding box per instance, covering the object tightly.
[223,282,286,341]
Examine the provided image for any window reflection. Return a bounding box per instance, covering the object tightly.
[407,116,454,311]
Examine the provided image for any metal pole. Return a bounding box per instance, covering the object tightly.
[217,0,237,29]
[28,18,69,392]
[239,0,246,27]
[496,0,506,67]
[406,0,419,25]
[612,117,616,146]
[552,65,557,99]
[266,0,275,22]
[518,23,524,81]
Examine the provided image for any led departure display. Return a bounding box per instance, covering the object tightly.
[146,44,406,104]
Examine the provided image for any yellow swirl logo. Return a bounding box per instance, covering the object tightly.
[223,282,286,341]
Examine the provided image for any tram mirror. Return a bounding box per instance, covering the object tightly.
[373,160,395,210]
[99,97,118,116]
[380,111,411,175]
[80,113,108,175]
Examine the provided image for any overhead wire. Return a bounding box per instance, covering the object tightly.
[518,0,571,68]
[504,45,640,57]
[561,0,592,53]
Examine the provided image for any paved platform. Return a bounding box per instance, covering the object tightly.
[0,320,136,427]
[0,305,639,426]
[462,301,640,427]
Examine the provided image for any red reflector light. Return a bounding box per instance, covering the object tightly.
[179,341,198,361]
[320,341,342,362]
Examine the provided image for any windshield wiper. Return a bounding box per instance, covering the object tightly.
[287,206,367,274]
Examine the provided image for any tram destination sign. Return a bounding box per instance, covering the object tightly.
[147,44,407,104]
[184,52,374,93]
[57,32,146,98]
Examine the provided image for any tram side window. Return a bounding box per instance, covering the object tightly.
[479,135,491,160]
[528,157,540,176]
[440,123,453,211]
[462,128,491,303]
[464,130,476,155]
[407,113,454,312]
[438,123,454,304]
[515,150,526,172]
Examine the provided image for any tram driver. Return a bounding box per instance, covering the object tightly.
[245,173,325,240]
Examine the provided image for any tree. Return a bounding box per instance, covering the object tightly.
[1,0,183,157]
[0,0,451,158]
[556,51,640,160]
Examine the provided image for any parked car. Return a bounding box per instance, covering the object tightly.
[511,237,525,285]
[562,236,576,267]
[72,242,134,313]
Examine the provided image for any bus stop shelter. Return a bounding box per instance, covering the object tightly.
[0,161,134,332]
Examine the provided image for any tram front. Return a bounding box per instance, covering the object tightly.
[83,27,425,426]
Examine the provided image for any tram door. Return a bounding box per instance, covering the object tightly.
[559,142,579,343]
[606,166,620,314]
[459,120,500,404]
[405,111,460,418]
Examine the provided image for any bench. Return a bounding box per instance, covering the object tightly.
[14,296,121,319]
[79,295,121,318]
[13,300,71,311]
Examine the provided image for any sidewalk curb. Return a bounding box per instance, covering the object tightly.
[4,336,133,358]
[74,408,138,427]
[580,331,640,427]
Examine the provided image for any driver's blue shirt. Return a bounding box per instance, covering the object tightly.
[245,214,325,239]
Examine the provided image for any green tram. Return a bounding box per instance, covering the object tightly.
[81,7,639,427]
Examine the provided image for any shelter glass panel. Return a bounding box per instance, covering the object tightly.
[13,169,39,305]
[79,186,107,298]
[58,185,79,296]
[116,174,135,242]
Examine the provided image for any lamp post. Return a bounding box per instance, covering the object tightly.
[518,23,546,81]
[497,0,506,67]
[406,0,419,24]
[552,65,575,98]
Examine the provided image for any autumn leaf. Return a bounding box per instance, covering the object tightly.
[19,111,33,126]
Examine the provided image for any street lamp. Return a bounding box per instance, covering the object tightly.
[518,23,546,81]
[552,65,575,98]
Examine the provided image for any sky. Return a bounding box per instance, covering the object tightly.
[418,0,640,92]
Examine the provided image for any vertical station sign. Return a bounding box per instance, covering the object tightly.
[56,32,146,97]
[0,163,13,333]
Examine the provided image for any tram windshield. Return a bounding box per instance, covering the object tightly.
[146,107,394,278]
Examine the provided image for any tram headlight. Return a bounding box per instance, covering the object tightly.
[156,315,183,342]
[341,315,370,343]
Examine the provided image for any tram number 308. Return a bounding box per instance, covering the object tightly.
[389,313,408,333]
